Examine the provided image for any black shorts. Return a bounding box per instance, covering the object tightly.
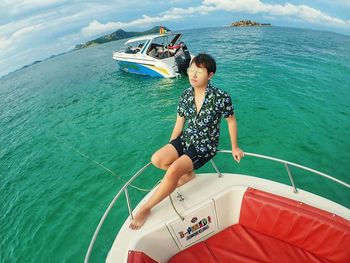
[169,136,213,170]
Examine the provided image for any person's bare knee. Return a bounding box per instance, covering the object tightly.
[151,145,179,170]
[183,170,194,177]
[151,153,168,170]
[164,156,193,182]
[177,170,196,187]
[151,152,161,168]
[164,166,182,182]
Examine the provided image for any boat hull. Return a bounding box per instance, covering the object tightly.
[116,60,172,78]
[106,173,350,263]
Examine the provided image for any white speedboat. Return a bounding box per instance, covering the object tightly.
[85,151,350,263]
[113,33,191,78]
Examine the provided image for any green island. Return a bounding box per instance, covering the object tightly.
[74,26,170,50]
[230,20,271,27]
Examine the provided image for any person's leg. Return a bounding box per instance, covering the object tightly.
[151,144,179,170]
[176,145,199,187]
[151,140,196,187]
[129,155,193,230]
[177,152,214,187]
[177,171,196,187]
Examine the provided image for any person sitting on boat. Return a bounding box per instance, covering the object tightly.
[148,47,157,57]
[135,43,144,52]
[129,53,245,230]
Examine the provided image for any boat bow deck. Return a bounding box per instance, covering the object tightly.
[84,151,350,263]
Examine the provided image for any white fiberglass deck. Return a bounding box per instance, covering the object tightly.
[106,173,350,263]
[84,151,350,263]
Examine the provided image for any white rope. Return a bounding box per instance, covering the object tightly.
[54,135,157,192]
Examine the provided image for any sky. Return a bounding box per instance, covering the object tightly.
[1,0,350,77]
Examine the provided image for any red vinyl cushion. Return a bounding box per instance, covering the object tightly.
[239,188,350,263]
[206,224,330,263]
[169,224,330,263]
[127,250,157,263]
[168,242,218,263]
[169,187,350,263]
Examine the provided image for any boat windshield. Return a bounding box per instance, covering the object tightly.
[120,34,183,58]
[146,34,183,59]
[124,40,146,54]
[150,34,181,47]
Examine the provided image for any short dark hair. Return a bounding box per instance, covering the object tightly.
[191,53,216,74]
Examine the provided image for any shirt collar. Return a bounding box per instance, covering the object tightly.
[190,82,214,95]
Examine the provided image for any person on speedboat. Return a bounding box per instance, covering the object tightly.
[129,53,244,230]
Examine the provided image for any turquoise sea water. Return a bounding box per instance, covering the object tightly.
[1,26,350,262]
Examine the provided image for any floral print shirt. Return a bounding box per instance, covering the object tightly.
[177,83,234,158]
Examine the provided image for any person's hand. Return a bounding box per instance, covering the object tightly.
[232,147,244,163]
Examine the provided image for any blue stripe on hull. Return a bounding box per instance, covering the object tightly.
[117,61,165,78]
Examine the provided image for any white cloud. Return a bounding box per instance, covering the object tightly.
[0,0,67,16]
[1,0,349,77]
[79,4,217,38]
[0,2,119,48]
[317,0,350,8]
[0,20,46,52]
[80,13,185,38]
[161,4,217,16]
[78,0,350,39]
[0,37,12,50]
[202,0,350,26]
[203,0,263,13]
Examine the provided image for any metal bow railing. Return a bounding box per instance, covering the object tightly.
[84,151,349,263]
